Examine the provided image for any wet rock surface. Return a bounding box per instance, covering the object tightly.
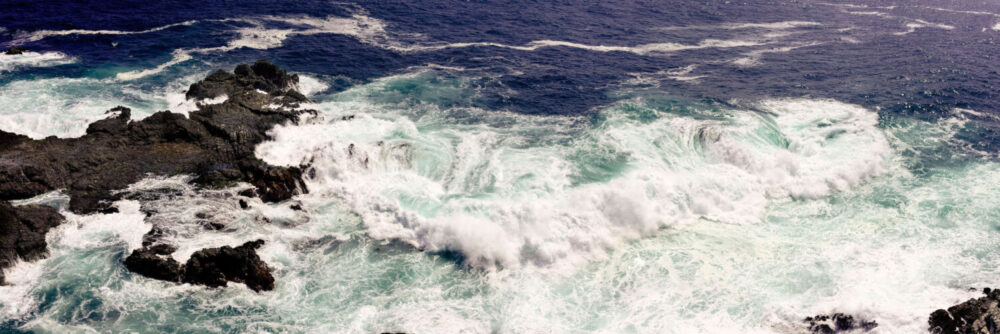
[0,60,313,214]
[125,240,274,292]
[0,201,64,284]
[929,288,1000,334]
[803,313,878,333]
[0,61,310,288]
[4,47,28,55]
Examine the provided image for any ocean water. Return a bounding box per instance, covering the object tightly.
[2,1,1000,333]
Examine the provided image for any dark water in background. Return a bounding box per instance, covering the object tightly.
[4,0,1000,118]
[3,1,1000,333]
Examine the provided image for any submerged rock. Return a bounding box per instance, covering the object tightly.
[0,60,313,214]
[125,239,274,292]
[0,201,64,284]
[928,288,1000,334]
[803,313,878,333]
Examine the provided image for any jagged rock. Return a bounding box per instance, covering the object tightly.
[0,201,64,284]
[4,47,28,55]
[183,239,273,292]
[0,61,315,213]
[126,239,274,292]
[192,159,307,203]
[929,288,1000,334]
[804,313,878,333]
[85,106,131,135]
[186,60,306,102]
[123,244,183,282]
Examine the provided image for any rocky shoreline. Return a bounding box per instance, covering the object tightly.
[928,288,1000,334]
[0,60,312,291]
[0,59,997,331]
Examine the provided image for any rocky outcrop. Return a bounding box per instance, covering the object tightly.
[124,240,274,292]
[4,47,28,55]
[123,244,183,282]
[0,60,312,214]
[0,201,64,284]
[803,313,878,333]
[929,288,1000,334]
[0,60,310,288]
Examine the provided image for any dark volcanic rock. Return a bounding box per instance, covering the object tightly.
[929,288,1000,334]
[192,159,307,203]
[0,60,314,214]
[126,240,274,292]
[0,201,64,284]
[804,313,878,333]
[123,244,183,282]
[186,60,304,101]
[4,47,28,55]
[183,239,273,292]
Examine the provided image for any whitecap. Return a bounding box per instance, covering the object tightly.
[0,51,76,72]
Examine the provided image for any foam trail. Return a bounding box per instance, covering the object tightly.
[915,6,1000,18]
[655,21,822,31]
[624,65,706,86]
[115,50,193,81]
[0,51,76,72]
[732,42,822,66]
[119,13,797,80]
[8,20,200,45]
[894,20,956,36]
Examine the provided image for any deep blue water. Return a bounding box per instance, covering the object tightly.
[4,0,1000,153]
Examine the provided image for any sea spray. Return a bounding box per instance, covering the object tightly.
[256,72,894,269]
[0,70,997,333]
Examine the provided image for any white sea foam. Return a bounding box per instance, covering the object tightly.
[0,51,76,72]
[297,75,329,96]
[829,5,956,36]
[115,175,276,262]
[894,20,956,36]
[115,49,193,80]
[624,65,706,86]
[256,72,891,270]
[4,72,998,333]
[655,21,822,31]
[916,6,1000,18]
[732,42,822,66]
[9,20,201,45]
[0,199,148,321]
[165,93,228,116]
[0,77,129,138]
[119,12,801,79]
[0,70,211,138]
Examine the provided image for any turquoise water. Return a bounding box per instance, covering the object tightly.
[2,69,998,333]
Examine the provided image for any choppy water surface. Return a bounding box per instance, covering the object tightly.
[2,1,1000,333]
